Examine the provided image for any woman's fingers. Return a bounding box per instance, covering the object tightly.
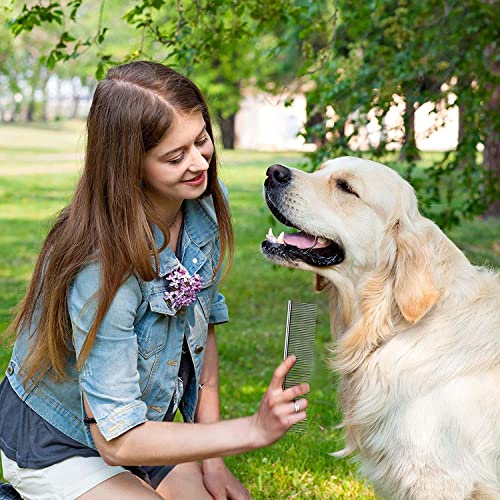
[288,410,307,426]
[269,354,296,391]
[272,397,308,419]
[268,357,310,417]
[252,356,311,445]
[291,398,308,413]
[282,383,310,400]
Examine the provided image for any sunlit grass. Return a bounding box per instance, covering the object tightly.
[0,122,498,496]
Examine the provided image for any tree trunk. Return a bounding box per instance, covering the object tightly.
[483,34,500,217]
[483,134,500,216]
[55,76,63,120]
[10,100,21,122]
[399,97,420,162]
[220,113,236,149]
[41,81,49,122]
[40,69,52,122]
[483,83,500,217]
[26,63,42,122]
[71,77,82,119]
[26,96,35,122]
[338,121,346,140]
[457,84,476,171]
[305,101,325,147]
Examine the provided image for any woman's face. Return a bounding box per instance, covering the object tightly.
[143,110,213,214]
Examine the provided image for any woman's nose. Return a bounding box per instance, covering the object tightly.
[189,146,210,170]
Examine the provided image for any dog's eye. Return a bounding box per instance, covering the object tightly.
[336,179,359,198]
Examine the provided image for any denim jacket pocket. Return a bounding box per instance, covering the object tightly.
[135,287,172,359]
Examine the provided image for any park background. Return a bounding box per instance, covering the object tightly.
[0,0,499,498]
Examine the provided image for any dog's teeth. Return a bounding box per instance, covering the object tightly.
[317,237,328,245]
[266,228,279,243]
[277,232,285,244]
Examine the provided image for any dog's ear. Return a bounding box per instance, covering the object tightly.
[393,219,439,324]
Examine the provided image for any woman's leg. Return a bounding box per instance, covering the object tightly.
[155,462,213,500]
[1,452,162,500]
[78,471,163,499]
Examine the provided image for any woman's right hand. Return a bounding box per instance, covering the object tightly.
[249,355,310,448]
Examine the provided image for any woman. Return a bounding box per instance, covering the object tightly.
[0,61,309,499]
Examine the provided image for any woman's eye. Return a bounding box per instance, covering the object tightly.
[167,154,184,165]
[196,136,209,146]
[336,179,359,198]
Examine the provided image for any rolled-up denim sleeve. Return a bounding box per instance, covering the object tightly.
[68,262,147,441]
[208,265,229,324]
[209,290,229,324]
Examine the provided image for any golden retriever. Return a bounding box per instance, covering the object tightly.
[261,156,500,500]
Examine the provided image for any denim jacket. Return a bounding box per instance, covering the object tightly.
[5,194,228,449]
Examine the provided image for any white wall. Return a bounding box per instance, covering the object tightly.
[235,90,309,151]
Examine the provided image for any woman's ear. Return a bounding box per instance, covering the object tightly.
[394,219,439,324]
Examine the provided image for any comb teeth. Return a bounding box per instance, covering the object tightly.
[283,301,317,433]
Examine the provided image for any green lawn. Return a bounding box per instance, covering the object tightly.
[0,121,498,498]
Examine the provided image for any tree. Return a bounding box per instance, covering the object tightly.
[5,0,498,223]
[4,0,334,146]
[0,11,58,122]
[303,0,499,225]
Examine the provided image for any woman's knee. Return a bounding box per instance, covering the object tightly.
[155,462,213,500]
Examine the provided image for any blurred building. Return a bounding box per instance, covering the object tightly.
[235,89,459,152]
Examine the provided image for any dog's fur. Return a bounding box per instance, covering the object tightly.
[262,157,500,499]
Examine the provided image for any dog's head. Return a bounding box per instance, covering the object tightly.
[262,156,440,371]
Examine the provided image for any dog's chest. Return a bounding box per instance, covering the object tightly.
[343,352,500,463]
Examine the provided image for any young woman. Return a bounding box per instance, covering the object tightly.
[0,61,309,499]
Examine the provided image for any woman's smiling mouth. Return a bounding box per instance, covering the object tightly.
[182,171,206,186]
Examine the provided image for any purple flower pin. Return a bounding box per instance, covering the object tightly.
[163,265,204,312]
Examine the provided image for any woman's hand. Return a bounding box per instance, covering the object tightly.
[250,355,309,448]
[201,457,252,499]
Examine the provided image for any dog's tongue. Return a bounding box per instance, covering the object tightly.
[283,232,329,249]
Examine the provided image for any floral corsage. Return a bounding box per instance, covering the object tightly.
[163,264,204,313]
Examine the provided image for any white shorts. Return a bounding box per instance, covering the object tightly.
[1,451,128,500]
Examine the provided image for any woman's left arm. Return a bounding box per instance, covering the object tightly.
[195,324,252,500]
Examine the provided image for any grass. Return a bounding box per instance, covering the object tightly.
[0,121,499,497]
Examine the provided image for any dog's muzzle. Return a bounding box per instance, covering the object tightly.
[261,164,345,268]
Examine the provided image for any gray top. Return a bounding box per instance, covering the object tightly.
[0,374,183,488]
[0,376,99,468]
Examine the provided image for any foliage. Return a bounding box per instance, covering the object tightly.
[3,0,499,225]
[302,0,500,227]
[0,9,60,121]
[3,0,333,136]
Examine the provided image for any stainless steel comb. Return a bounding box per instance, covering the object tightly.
[283,300,317,433]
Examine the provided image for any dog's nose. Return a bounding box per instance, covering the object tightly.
[266,164,291,185]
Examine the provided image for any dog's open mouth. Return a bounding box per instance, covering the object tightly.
[261,195,345,267]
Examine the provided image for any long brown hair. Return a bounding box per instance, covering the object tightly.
[6,61,233,386]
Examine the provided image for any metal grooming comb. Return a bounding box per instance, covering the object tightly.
[283,300,317,433]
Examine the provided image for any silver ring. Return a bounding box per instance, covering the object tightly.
[294,400,300,413]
